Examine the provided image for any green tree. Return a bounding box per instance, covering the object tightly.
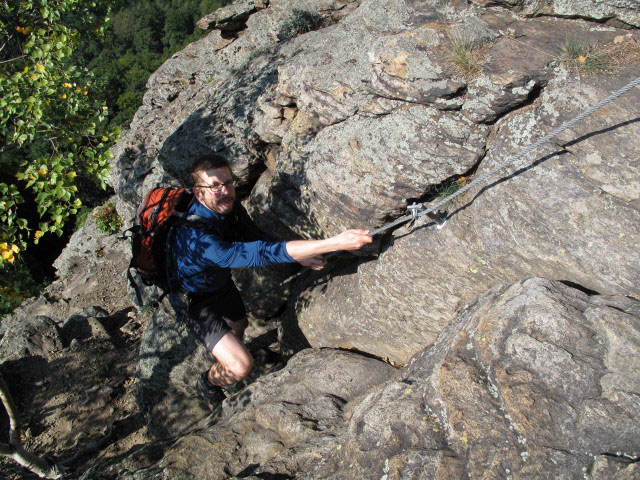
[0,0,118,309]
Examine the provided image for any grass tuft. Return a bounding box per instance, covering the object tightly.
[448,32,485,78]
[561,37,609,75]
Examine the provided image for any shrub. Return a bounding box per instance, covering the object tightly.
[95,202,123,234]
[277,9,323,41]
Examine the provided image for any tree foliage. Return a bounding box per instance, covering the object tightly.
[0,0,119,314]
[0,0,118,254]
[0,0,231,314]
[84,0,232,129]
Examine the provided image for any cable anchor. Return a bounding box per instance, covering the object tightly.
[407,203,422,219]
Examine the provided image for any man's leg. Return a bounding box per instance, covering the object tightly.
[227,316,248,341]
[208,328,253,386]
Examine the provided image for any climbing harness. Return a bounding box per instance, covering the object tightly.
[248,74,640,301]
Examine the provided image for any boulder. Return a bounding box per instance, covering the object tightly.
[0,314,62,362]
[288,278,640,479]
[60,306,111,344]
[118,348,395,479]
[134,302,212,439]
[108,278,640,479]
[196,0,269,31]
[285,69,640,364]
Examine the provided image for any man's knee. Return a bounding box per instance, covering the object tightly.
[211,331,254,382]
[236,352,254,379]
[225,350,253,381]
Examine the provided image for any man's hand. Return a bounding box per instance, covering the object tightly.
[332,229,373,251]
[298,256,327,270]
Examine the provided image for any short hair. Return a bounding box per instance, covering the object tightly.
[190,153,232,187]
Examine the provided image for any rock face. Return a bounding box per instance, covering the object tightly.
[289,69,640,364]
[106,279,640,479]
[134,302,212,439]
[117,348,396,479]
[110,0,640,364]
[33,0,639,478]
[309,278,640,479]
[471,0,640,28]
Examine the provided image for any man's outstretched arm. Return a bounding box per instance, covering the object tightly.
[285,229,373,262]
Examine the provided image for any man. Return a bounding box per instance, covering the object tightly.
[169,153,373,412]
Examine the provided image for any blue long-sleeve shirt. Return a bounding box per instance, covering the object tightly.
[169,199,295,294]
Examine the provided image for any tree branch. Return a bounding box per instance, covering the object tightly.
[0,373,63,479]
[0,373,21,446]
[0,55,27,64]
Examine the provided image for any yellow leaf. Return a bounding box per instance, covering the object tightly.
[35,63,45,73]
[614,35,624,44]
[11,245,19,253]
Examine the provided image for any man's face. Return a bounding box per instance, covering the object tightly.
[193,166,236,215]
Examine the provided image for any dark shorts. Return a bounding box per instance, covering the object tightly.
[180,282,247,352]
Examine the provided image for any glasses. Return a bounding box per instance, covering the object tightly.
[195,180,235,194]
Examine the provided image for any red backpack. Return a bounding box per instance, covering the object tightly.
[125,187,195,304]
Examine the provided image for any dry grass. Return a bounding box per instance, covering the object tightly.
[448,32,486,78]
[602,33,640,70]
[561,34,640,75]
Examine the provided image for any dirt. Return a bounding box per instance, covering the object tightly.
[0,234,154,479]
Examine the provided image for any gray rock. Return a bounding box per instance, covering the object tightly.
[134,302,212,439]
[283,107,489,233]
[53,198,129,281]
[0,315,62,361]
[60,306,110,344]
[118,348,395,479]
[109,0,354,222]
[301,278,640,479]
[284,70,640,364]
[196,0,269,31]
[473,0,640,28]
[111,279,640,479]
[472,69,640,296]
